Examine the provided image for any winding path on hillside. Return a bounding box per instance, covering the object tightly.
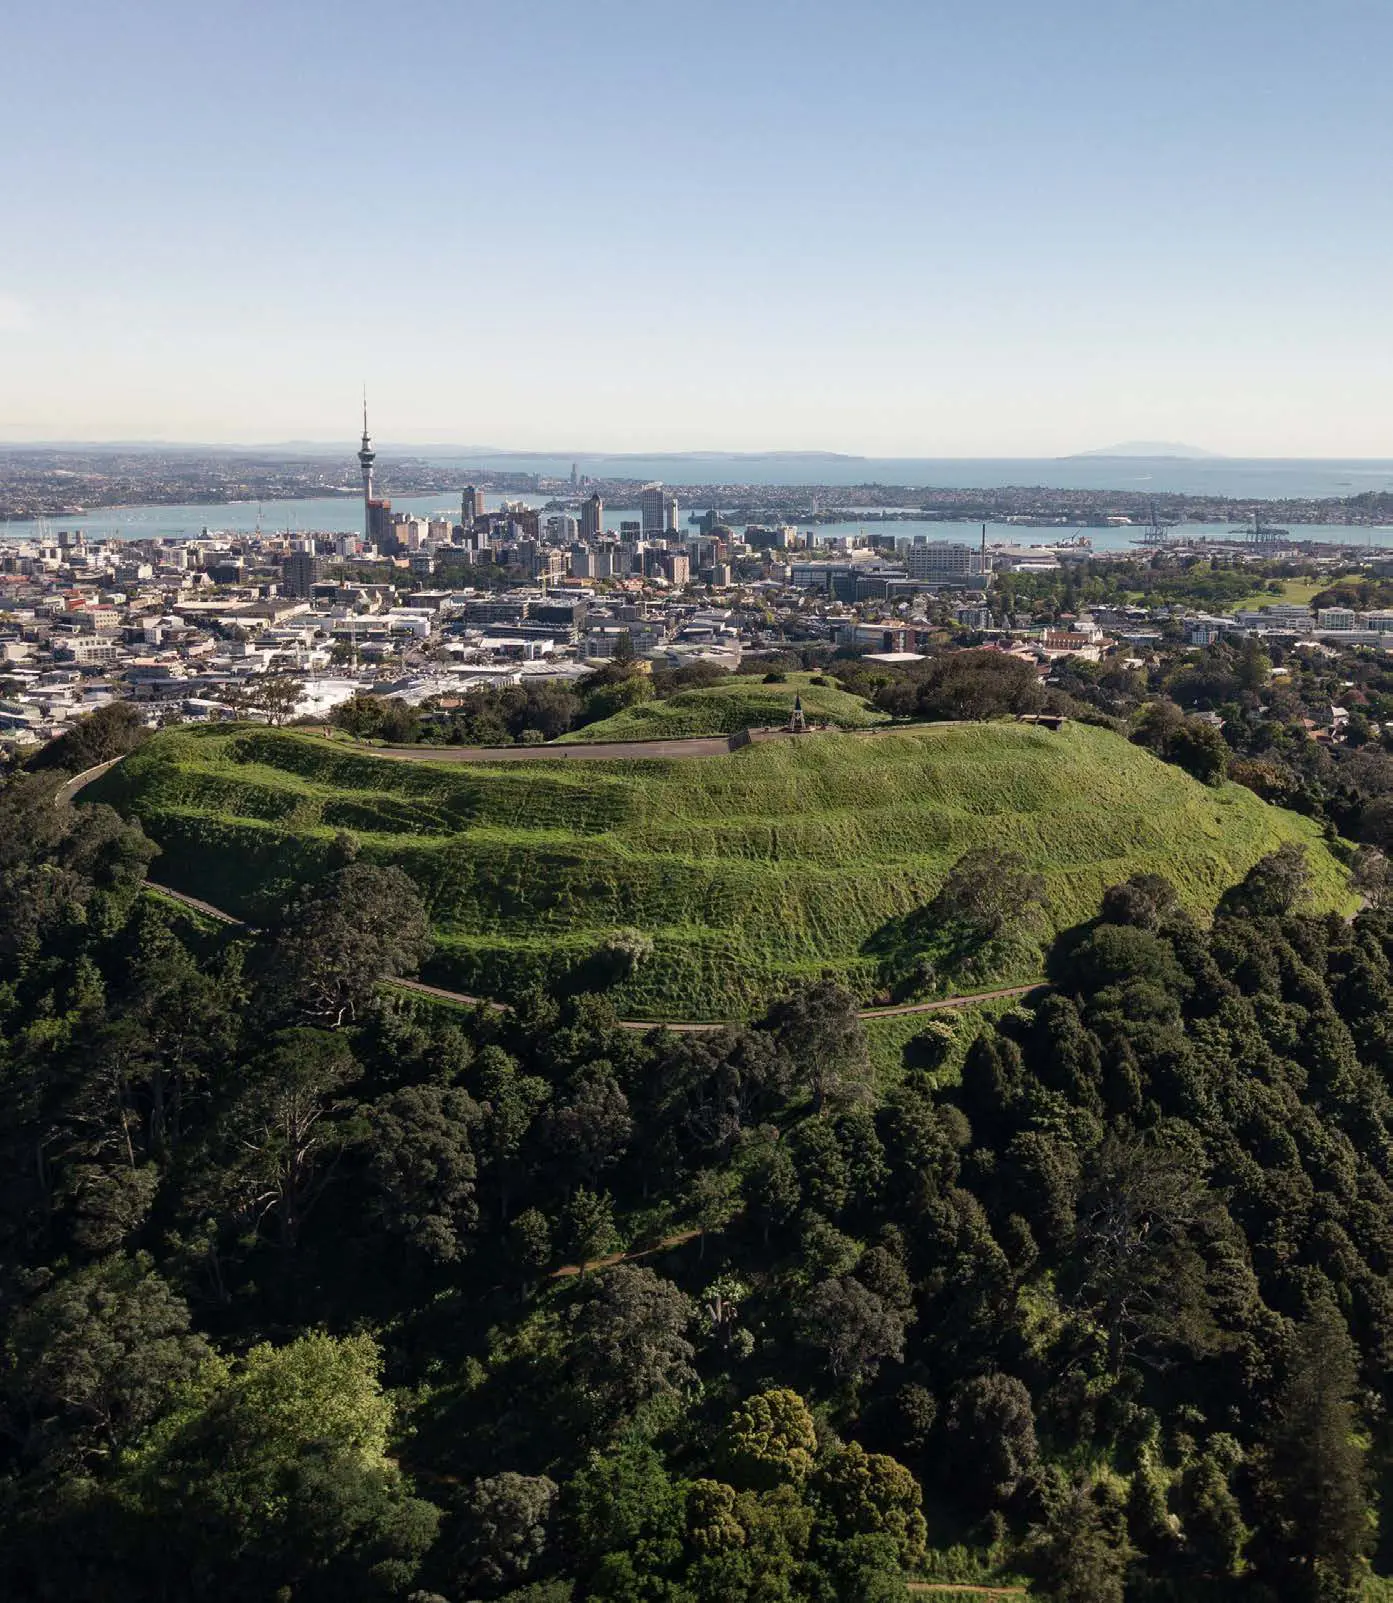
[64,748,1048,1031]
[144,880,1044,1031]
[343,721,960,764]
[369,731,778,761]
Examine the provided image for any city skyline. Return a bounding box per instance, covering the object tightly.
[5,0,1393,455]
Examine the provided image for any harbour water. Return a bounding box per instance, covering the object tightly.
[4,492,1390,554]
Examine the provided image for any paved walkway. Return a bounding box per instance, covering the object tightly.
[359,727,810,763]
[371,734,745,762]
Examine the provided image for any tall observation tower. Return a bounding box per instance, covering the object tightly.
[357,395,376,542]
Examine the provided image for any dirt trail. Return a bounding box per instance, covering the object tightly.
[147,881,1044,1030]
[905,1586,1027,1598]
[548,1228,703,1279]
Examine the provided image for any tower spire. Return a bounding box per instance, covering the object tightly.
[357,391,377,544]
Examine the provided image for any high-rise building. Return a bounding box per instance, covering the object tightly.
[368,499,394,551]
[580,492,604,542]
[461,486,485,526]
[640,483,678,536]
[281,551,320,598]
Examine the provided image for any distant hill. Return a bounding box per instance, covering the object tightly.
[1069,440,1222,459]
[92,718,1349,1021]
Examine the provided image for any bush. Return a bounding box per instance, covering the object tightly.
[876,650,1041,722]
[29,702,149,772]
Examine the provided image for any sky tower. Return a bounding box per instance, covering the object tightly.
[357,394,376,542]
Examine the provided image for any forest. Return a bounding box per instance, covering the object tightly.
[2,734,1393,1603]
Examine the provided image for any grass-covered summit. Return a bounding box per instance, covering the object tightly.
[93,719,1350,1020]
[557,669,888,742]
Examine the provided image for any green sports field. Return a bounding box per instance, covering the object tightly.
[91,717,1351,1020]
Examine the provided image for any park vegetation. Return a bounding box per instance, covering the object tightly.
[3,731,1393,1601]
[89,718,1348,1019]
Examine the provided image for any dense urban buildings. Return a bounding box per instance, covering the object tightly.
[2,420,1392,755]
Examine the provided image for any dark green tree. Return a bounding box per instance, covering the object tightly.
[107,1332,438,1601]
[1251,1302,1369,1603]
[454,1471,558,1590]
[265,863,432,1026]
[946,1371,1038,1509]
[3,1253,209,1471]
[367,1082,481,1262]
[566,1265,696,1421]
[930,846,1049,944]
[1219,842,1312,918]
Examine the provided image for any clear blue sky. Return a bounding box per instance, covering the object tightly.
[4,0,1392,455]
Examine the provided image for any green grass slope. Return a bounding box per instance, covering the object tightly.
[558,671,888,741]
[92,720,1350,1021]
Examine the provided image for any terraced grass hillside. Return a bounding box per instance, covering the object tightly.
[559,670,888,741]
[91,720,1351,1020]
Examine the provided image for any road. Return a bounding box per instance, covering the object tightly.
[146,881,1044,1030]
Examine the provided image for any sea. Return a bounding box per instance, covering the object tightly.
[6,456,1393,552]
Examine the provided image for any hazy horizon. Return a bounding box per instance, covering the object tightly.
[6,439,1393,468]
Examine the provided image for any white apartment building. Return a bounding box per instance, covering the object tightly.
[904,542,982,584]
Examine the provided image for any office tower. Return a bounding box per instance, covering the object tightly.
[281,551,320,598]
[640,484,664,536]
[368,499,394,551]
[640,483,678,537]
[461,485,485,526]
[581,492,603,542]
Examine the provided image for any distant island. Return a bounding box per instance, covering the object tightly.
[1069,440,1222,459]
